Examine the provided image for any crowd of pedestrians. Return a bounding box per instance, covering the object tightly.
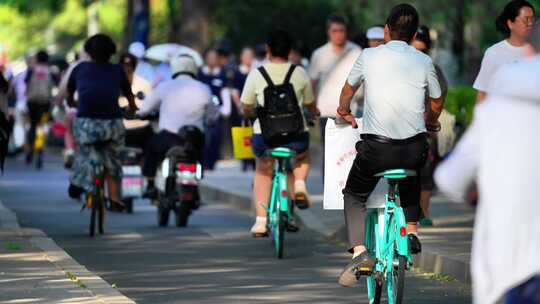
[0,1,539,303]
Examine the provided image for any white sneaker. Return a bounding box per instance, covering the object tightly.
[250,217,268,237]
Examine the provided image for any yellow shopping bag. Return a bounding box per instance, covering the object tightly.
[231,125,255,160]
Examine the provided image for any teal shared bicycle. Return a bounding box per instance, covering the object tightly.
[264,147,295,259]
[363,169,416,304]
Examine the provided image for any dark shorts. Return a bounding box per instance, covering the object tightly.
[252,133,309,158]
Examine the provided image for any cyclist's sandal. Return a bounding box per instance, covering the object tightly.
[294,190,310,209]
[338,252,376,287]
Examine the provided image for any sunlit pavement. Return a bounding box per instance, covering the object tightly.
[0,156,471,303]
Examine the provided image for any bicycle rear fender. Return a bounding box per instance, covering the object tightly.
[394,207,409,256]
[277,173,289,212]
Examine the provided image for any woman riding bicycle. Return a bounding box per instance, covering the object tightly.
[241,29,319,236]
[66,34,137,207]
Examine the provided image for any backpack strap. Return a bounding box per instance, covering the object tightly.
[257,66,275,87]
[283,64,297,84]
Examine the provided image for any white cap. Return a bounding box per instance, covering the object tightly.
[366,26,384,40]
[128,42,145,59]
[170,54,197,76]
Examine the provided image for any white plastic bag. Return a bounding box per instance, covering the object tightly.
[323,118,387,210]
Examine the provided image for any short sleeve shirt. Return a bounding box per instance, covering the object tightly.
[347,40,442,139]
[473,40,527,92]
[241,63,314,134]
[68,62,130,119]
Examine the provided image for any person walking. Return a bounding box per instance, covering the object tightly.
[309,14,359,179]
[435,24,540,304]
[198,49,231,170]
[232,46,256,171]
[366,26,385,48]
[411,25,450,226]
[474,0,535,103]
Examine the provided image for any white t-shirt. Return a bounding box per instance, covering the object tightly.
[317,48,363,117]
[473,40,527,92]
[240,63,314,134]
[347,40,441,139]
[309,41,359,116]
[435,55,540,304]
[138,75,212,133]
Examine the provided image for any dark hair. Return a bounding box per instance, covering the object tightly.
[255,43,267,58]
[216,47,231,58]
[326,14,349,30]
[84,34,117,63]
[416,25,432,50]
[119,53,138,70]
[385,3,419,42]
[35,50,49,64]
[266,29,292,59]
[496,0,535,36]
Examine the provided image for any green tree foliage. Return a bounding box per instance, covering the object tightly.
[213,0,335,54]
[0,0,126,60]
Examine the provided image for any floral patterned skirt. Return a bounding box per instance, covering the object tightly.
[70,118,125,191]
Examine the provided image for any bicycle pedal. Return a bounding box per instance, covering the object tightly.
[358,266,372,273]
[252,232,269,238]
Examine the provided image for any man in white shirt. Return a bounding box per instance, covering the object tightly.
[309,15,359,177]
[435,25,540,304]
[139,54,215,197]
[336,3,444,287]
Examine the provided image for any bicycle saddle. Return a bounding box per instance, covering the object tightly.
[374,169,417,179]
[265,147,295,158]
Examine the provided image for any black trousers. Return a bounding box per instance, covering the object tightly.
[343,134,428,251]
[26,103,50,156]
[125,125,154,150]
[142,131,183,177]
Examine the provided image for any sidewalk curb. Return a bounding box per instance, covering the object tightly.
[200,183,471,284]
[0,200,136,304]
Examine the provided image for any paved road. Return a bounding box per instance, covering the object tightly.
[0,157,471,303]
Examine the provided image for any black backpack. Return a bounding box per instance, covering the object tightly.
[256,65,304,147]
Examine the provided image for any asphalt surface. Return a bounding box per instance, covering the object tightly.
[0,156,472,303]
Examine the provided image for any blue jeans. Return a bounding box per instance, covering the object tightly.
[506,276,540,304]
[251,133,309,158]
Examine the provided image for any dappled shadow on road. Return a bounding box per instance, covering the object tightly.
[0,158,471,304]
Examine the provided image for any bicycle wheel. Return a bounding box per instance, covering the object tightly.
[89,194,96,237]
[366,212,382,304]
[273,210,285,259]
[98,192,105,235]
[157,198,170,227]
[387,255,406,304]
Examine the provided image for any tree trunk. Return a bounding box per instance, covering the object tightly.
[168,0,181,42]
[123,0,134,50]
[451,0,465,82]
[87,1,100,36]
[178,0,212,52]
[124,0,150,48]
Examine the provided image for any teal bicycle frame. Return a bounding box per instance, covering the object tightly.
[365,169,415,304]
[265,147,295,259]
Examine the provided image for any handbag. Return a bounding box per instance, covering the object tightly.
[231,120,255,160]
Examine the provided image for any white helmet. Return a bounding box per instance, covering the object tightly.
[170,54,197,77]
[128,42,146,59]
